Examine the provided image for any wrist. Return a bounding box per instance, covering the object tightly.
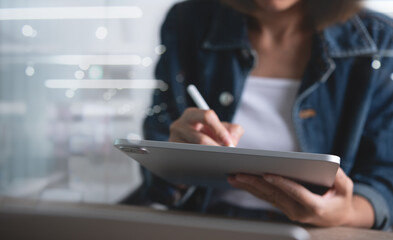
[344,195,374,228]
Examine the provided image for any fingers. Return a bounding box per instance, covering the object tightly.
[230,171,357,227]
[228,174,275,201]
[170,108,237,146]
[262,169,353,208]
[184,108,234,146]
[172,126,220,146]
[222,122,244,146]
[228,174,305,219]
[263,175,320,209]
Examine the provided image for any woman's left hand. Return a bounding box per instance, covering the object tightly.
[228,168,374,228]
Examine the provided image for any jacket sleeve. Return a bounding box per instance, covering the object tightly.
[350,55,393,230]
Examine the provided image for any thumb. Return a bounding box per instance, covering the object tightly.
[333,168,353,195]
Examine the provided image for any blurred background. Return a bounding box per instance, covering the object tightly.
[0,0,392,204]
[0,0,180,203]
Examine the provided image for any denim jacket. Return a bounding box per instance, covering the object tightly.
[133,0,393,230]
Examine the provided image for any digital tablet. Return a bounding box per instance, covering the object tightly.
[114,139,340,189]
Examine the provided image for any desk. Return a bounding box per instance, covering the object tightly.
[307,227,392,240]
[0,197,391,240]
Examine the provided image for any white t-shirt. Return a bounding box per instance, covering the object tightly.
[212,76,301,210]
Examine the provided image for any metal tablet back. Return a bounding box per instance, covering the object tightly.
[114,139,340,189]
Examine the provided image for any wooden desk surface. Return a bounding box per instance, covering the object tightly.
[307,227,392,240]
[0,197,391,240]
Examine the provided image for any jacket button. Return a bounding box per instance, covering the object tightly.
[371,59,381,70]
[219,92,234,107]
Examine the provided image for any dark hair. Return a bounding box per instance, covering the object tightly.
[221,0,361,31]
[305,0,361,30]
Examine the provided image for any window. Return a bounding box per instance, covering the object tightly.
[0,0,179,203]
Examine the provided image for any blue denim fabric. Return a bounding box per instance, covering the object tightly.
[136,0,393,230]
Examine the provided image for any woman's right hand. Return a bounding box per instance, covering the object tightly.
[169,107,243,147]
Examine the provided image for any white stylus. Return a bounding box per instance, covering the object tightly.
[186,84,234,147]
[186,84,210,110]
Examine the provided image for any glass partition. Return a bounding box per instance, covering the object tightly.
[0,0,179,203]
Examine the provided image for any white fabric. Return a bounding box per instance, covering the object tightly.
[234,76,301,151]
[215,76,301,210]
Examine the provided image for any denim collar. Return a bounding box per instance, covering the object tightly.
[323,14,378,57]
[203,5,378,57]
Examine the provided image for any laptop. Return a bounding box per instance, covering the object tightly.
[0,197,310,240]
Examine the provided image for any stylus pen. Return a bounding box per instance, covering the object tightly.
[186,84,235,147]
[186,84,210,110]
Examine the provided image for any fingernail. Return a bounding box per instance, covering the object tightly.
[264,175,273,183]
[236,174,247,182]
[226,137,235,147]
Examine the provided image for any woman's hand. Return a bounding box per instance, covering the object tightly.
[228,168,374,228]
[169,107,243,146]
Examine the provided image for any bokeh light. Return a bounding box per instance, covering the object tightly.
[88,66,104,79]
[25,66,35,76]
[22,24,37,38]
[74,70,85,80]
[154,45,166,55]
[65,89,75,98]
[142,57,153,67]
[95,26,108,40]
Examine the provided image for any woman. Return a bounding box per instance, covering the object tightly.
[125,0,393,230]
